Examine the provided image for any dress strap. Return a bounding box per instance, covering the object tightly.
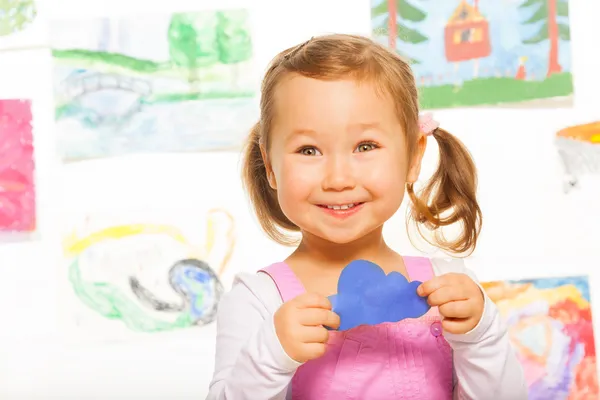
[403,256,439,317]
[404,256,435,283]
[259,262,306,303]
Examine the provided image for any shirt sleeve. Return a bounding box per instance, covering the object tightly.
[206,273,301,400]
[432,258,528,400]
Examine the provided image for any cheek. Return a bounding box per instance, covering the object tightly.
[274,159,318,211]
[364,154,407,196]
[363,155,406,216]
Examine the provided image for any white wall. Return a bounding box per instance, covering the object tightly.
[0,0,599,398]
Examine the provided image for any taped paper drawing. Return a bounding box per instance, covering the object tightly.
[482,276,598,399]
[0,0,36,37]
[51,10,256,162]
[61,208,235,338]
[0,99,36,232]
[555,121,600,193]
[371,0,573,109]
[0,0,47,51]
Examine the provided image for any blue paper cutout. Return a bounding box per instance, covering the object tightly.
[328,259,431,331]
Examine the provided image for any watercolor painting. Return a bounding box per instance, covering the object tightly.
[482,276,598,399]
[0,0,47,51]
[0,99,36,232]
[0,0,36,36]
[555,121,600,193]
[50,10,257,163]
[371,0,573,109]
[62,208,235,337]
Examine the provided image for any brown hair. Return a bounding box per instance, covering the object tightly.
[241,34,482,255]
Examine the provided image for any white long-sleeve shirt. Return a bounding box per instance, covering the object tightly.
[207,258,528,400]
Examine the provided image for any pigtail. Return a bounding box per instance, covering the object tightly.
[407,128,482,255]
[241,122,299,245]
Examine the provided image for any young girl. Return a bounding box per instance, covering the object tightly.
[207,34,527,399]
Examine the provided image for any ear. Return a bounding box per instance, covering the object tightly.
[406,134,427,183]
[260,145,277,190]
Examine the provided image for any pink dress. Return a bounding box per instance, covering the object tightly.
[260,256,454,400]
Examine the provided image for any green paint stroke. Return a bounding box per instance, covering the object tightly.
[419,72,573,109]
[68,258,193,333]
[0,0,37,36]
[52,49,167,74]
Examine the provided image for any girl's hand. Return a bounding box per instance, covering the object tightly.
[417,273,485,335]
[274,292,341,363]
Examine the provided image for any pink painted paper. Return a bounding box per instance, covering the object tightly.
[0,99,36,232]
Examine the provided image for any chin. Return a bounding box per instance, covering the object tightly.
[320,234,363,245]
[309,226,375,246]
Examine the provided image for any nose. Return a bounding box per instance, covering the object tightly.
[322,155,356,192]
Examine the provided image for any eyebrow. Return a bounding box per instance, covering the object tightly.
[281,128,317,143]
[290,123,384,136]
[352,122,384,132]
[291,128,318,136]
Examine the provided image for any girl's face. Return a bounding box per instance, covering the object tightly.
[264,74,426,245]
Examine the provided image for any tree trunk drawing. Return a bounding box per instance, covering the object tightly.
[520,0,570,78]
[372,0,429,64]
[546,0,561,76]
[388,0,397,50]
[167,12,220,95]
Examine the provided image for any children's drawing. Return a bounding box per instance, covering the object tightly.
[51,10,256,163]
[482,276,598,399]
[371,0,573,109]
[555,121,600,193]
[0,0,47,51]
[62,208,235,335]
[0,99,36,232]
[0,0,36,37]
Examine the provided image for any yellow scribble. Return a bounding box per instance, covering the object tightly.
[63,210,236,276]
[63,224,188,256]
[206,208,236,276]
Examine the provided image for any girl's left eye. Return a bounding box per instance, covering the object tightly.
[355,143,378,152]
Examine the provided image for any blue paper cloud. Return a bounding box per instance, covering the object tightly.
[328,260,431,331]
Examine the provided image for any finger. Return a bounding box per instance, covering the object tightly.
[301,342,328,360]
[438,300,474,319]
[299,325,330,344]
[442,317,472,335]
[418,273,468,297]
[427,286,469,307]
[293,292,332,310]
[417,275,451,297]
[299,308,340,329]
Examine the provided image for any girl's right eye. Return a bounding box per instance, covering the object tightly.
[299,147,321,156]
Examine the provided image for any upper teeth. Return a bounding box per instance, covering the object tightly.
[327,204,355,210]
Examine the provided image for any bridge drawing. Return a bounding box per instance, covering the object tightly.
[59,72,153,101]
[57,72,154,126]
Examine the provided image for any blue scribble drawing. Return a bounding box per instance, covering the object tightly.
[129,259,223,326]
[50,10,257,162]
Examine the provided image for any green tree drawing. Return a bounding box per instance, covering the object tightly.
[371,0,428,63]
[520,0,570,77]
[0,0,37,36]
[215,10,253,90]
[167,12,220,92]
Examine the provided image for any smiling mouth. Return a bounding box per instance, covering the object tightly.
[317,202,364,210]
